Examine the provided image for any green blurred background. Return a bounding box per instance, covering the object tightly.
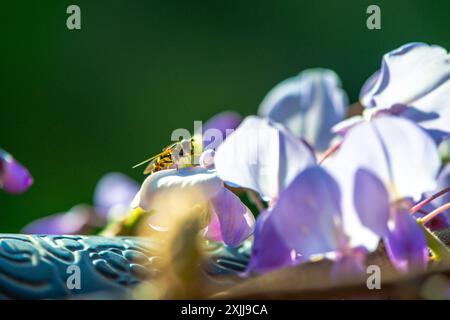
[1,0,449,231]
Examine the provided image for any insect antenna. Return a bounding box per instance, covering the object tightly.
[132,155,159,169]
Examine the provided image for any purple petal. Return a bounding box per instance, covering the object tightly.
[326,116,440,251]
[271,166,345,258]
[245,210,300,274]
[384,209,428,272]
[360,42,450,136]
[203,111,242,137]
[22,205,94,235]
[354,169,390,237]
[94,172,139,219]
[258,69,349,151]
[214,116,316,201]
[203,211,222,242]
[208,188,255,247]
[0,150,33,194]
[202,111,242,149]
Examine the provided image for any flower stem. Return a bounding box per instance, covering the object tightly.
[415,209,429,216]
[420,202,450,224]
[318,141,342,165]
[410,187,450,214]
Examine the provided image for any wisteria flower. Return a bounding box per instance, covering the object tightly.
[246,166,367,275]
[0,149,33,194]
[212,116,317,271]
[214,116,316,202]
[326,116,440,271]
[335,43,450,143]
[258,69,349,151]
[132,166,255,247]
[23,172,138,234]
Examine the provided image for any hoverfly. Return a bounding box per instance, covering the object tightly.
[133,138,199,175]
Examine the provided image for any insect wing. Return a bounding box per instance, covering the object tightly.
[143,157,159,175]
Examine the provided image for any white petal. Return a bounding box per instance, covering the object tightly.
[331,115,365,136]
[361,43,450,109]
[401,80,450,135]
[214,116,315,200]
[136,167,223,214]
[360,43,450,137]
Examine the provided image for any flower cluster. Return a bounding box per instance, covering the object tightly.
[130,42,450,276]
